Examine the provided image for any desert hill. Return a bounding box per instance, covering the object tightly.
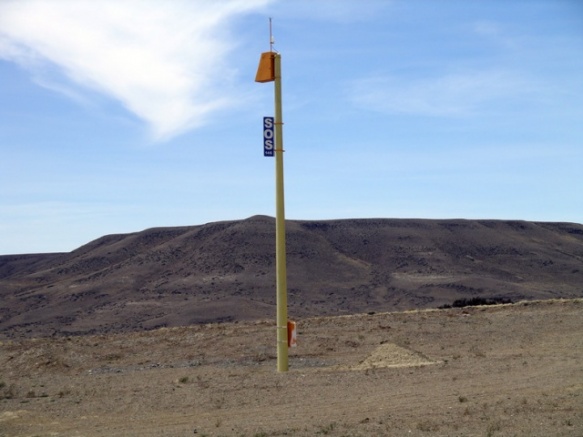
[1,216,582,338]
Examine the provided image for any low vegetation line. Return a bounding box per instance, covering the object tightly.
[439,296,513,309]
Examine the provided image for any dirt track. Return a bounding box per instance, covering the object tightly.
[1,299,582,436]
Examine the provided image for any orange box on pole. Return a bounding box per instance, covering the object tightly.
[255,52,275,83]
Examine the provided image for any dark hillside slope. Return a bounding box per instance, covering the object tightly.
[1,216,582,337]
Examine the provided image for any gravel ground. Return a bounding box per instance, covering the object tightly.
[1,299,582,436]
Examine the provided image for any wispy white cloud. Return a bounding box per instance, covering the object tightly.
[349,70,534,117]
[0,0,271,140]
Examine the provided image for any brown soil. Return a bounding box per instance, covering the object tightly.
[1,299,582,436]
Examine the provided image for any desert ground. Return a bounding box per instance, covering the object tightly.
[1,299,582,437]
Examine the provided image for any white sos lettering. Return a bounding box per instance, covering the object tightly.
[263,117,274,154]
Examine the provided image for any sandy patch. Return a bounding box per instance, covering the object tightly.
[392,272,455,282]
[0,410,28,422]
[347,343,438,370]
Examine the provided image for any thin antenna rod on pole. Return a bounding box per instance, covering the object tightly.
[269,17,274,52]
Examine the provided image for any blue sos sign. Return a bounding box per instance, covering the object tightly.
[263,116,274,157]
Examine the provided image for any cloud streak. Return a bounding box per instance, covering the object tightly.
[0,0,271,140]
[348,70,535,117]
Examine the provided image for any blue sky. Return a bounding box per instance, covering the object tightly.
[1,0,582,255]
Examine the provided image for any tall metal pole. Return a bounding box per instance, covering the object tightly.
[273,53,288,372]
[255,20,289,372]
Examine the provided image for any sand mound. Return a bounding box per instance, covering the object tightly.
[349,343,438,370]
